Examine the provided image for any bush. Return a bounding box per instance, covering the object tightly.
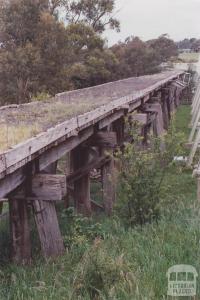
[115,122,185,227]
[60,207,104,249]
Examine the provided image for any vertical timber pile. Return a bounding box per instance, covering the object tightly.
[33,198,65,258]
[100,130,117,216]
[174,85,181,108]
[0,201,3,214]
[197,177,200,203]
[161,88,170,130]
[27,162,64,259]
[113,117,125,147]
[9,197,31,264]
[131,113,148,148]
[9,162,66,262]
[32,167,65,258]
[64,152,72,208]
[113,116,125,170]
[144,103,164,138]
[9,163,32,264]
[168,85,175,114]
[72,145,92,216]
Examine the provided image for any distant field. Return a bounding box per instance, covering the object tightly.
[178,52,199,63]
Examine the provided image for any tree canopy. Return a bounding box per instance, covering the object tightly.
[0,0,119,104]
[63,0,120,33]
[147,35,178,62]
[177,38,200,52]
[0,0,179,105]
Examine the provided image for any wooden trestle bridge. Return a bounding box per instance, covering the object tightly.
[0,70,188,263]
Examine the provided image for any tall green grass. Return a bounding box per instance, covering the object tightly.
[0,105,199,299]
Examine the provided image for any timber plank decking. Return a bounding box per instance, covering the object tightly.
[0,70,184,199]
[0,71,182,178]
[0,71,184,191]
[0,71,181,153]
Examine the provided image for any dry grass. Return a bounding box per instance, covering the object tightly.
[0,124,41,152]
[178,52,199,63]
[0,101,98,152]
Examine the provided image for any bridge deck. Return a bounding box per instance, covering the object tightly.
[0,70,183,196]
[0,70,180,152]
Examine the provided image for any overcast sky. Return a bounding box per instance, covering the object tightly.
[105,0,200,45]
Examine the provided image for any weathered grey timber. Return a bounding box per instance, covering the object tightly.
[0,70,187,262]
[0,71,183,185]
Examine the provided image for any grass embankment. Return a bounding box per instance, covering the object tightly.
[0,105,199,300]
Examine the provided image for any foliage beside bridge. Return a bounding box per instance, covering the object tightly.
[116,122,185,227]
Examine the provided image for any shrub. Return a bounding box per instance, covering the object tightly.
[115,122,185,227]
[61,207,104,248]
